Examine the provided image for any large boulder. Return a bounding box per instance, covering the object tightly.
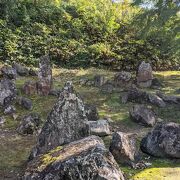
[23,136,125,180]
[17,113,41,135]
[84,104,99,121]
[137,61,153,88]
[114,71,132,89]
[129,105,156,127]
[122,87,166,107]
[29,82,89,160]
[87,120,111,136]
[1,66,17,80]
[0,78,17,107]
[141,122,180,158]
[121,87,149,104]
[12,63,29,76]
[110,132,139,166]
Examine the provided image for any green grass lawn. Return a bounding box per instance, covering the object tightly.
[0,68,180,179]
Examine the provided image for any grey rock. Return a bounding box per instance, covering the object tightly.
[0,116,6,126]
[87,120,111,136]
[137,61,153,88]
[17,96,33,110]
[121,87,149,104]
[0,78,17,107]
[1,66,17,80]
[4,105,16,115]
[110,132,139,166]
[129,105,156,127]
[156,91,180,104]
[84,104,99,121]
[29,81,89,160]
[141,122,180,158]
[101,81,114,93]
[148,94,166,107]
[122,87,166,107]
[12,63,29,76]
[17,113,41,135]
[24,136,125,180]
[94,75,105,87]
[37,55,53,96]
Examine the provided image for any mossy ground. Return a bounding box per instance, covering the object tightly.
[0,67,180,179]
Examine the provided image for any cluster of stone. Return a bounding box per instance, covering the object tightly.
[23,82,125,180]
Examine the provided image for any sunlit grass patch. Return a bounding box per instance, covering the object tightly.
[133,167,180,180]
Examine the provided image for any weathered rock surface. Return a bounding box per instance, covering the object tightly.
[121,87,149,104]
[110,132,139,166]
[84,104,99,121]
[87,120,111,136]
[1,66,17,80]
[94,75,105,87]
[24,136,125,180]
[4,105,16,115]
[114,71,132,88]
[29,82,89,159]
[137,61,153,88]
[0,78,17,107]
[156,91,180,104]
[101,81,114,93]
[22,81,37,95]
[12,63,29,76]
[122,87,166,107]
[17,113,41,135]
[37,55,52,95]
[129,105,156,127]
[17,96,33,110]
[148,94,166,107]
[141,122,180,158]
[0,116,6,126]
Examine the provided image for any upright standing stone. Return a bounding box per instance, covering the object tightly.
[0,78,17,107]
[29,81,89,160]
[37,55,52,95]
[137,61,153,88]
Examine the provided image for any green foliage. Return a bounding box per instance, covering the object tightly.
[0,0,179,69]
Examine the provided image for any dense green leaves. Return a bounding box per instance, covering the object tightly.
[0,0,179,69]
